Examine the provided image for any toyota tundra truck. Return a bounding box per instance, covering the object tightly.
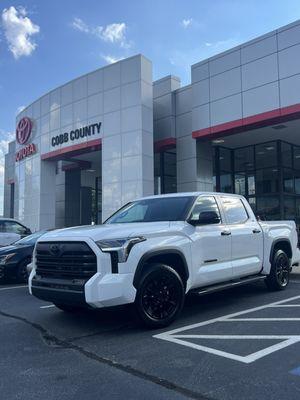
[29,193,300,328]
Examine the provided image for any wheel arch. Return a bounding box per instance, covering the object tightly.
[269,239,292,263]
[133,249,189,289]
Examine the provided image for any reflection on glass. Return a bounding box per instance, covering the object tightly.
[220,173,232,193]
[282,142,292,168]
[248,197,256,212]
[283,168,294,193]
[235,174,246,195]
[235,147,254,172]
[256,197,280,220]
[219,148,231,172]
[255,142,277,169]
[256,168,279,194]
[294,146,300,170]
[284,196,295,220]
[248,175,255,195]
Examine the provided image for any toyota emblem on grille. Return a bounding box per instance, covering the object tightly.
[49,244,62,256]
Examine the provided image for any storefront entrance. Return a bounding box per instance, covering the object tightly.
[213,140,300,226]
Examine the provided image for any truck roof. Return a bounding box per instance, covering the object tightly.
[136,192,245,201]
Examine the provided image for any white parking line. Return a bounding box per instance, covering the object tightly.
[154,294,300,364]
[0,285,27,291]
[40,305,55,309]
[225,318,300,321]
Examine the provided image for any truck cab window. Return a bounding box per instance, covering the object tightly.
[221,197,248,224]
[189,196,221,223]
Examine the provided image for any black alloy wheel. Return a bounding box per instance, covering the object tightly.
[135,264,185,328]
[265,249,290,291]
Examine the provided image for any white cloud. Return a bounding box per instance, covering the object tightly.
[72,18,130,48]
[101,23,126,45]
[101,54,124,64]
[71,17,90,33]
[181,18,193,28]
[1,6,40,59]
[0,130,15,215]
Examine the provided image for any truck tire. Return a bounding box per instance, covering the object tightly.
[16,259,30,283]
[265,249,290,291]
[134,263,185,328]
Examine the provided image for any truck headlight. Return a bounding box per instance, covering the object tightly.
[0,253,16,265]
[96,237,146,263]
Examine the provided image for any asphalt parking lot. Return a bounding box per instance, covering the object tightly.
[2,275,300,400]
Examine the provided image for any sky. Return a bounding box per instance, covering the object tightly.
[0,0,299,213]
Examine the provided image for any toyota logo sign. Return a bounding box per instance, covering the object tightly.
[16,117,32,145]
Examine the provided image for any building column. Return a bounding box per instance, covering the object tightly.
[39,160,56,229]
[101,55,154,221]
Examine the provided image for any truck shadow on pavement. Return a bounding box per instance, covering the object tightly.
[42,281,291,339]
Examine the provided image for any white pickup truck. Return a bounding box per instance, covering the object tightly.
[29,192,300,328]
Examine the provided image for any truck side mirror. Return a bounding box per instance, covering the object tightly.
[189,211,221,225]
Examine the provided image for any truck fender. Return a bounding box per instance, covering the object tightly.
[133,249,189,289]
[269,238,292,263]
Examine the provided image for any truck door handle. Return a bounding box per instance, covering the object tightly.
[252,229,261,234]
[221,230,231,236]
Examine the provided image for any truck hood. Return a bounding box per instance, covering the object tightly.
[38,222,174,242]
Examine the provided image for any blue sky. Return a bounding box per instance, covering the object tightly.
[0,0,299,212]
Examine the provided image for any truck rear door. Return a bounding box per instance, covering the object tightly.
[219,196,263,278]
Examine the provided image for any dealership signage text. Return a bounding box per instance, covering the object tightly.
[51,122,101,147]
[15,143,37,162]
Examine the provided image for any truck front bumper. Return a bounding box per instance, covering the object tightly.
[30,272,137,308]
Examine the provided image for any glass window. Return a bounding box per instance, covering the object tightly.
[284,196,295,220]
[2,221,28,235]
[220,173,233,193]
[282,142,292,168]
[106,196,195,224]
[189,196,221,223]
[255,142,277,169]
[256,168,279,194]
[295,170,300,195]
[235,173,246,195]
[219,147,232,172]
[294,146,300,170]
[154,151,177,195]
[256,197,280,221]
[248,175,255,195]
[221,197,248,224]
[248,197,256,212]
[283,168,294,193]
[235,147,254,172]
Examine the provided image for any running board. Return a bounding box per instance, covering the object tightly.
[191,275,266,296]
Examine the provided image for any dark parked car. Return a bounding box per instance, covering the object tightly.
[0,230,47,283]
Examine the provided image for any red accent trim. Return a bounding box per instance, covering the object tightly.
[41,139,102,161]
[154,138,176,153]
[192,103,300,140]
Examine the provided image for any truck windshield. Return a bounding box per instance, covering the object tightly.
[105,196,195,224]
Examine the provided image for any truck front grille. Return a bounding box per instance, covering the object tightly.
[35,241,97,280]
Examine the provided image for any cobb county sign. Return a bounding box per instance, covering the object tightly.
[15,117,37,162]
[50,122,101,147]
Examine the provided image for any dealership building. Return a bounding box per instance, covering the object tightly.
[4,20,300,231]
